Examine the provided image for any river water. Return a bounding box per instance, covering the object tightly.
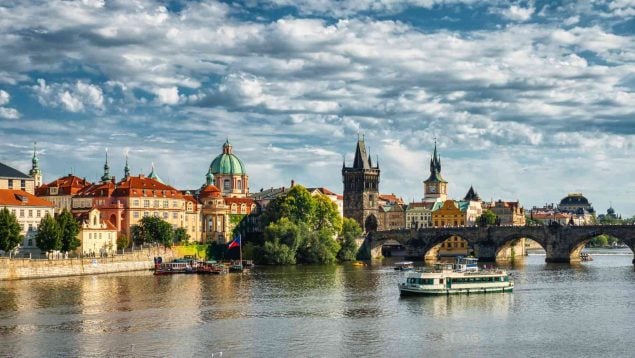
[1,249,633,357]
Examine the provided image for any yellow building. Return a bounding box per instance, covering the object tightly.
[76,208,118,256]
[431,200,469,257]
[0,162,36,195]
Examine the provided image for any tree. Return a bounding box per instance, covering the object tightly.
[56,210,80,253]
[174,227,190,245]
[35,213,61,254]
[130,224,146,245]
[477,210,497,227]
[279,185,315,224]
[297,229,340,264]
[117,234,130,250]
[138,217,175,247]
[206,241,227,260]
[337,218,362,261]
[0,207,23,253]
[255,240,296,265]
[264,218,303,252]
[589,235,609,247]
[313,194,342,235]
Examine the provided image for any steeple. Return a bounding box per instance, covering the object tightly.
[101,148,110,182]
[124,154,130,179]
[464,185,481,202]
[352,135,371,169]
[425,139,446,183]
[29,141,43,187]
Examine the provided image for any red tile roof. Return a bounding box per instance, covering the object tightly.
[36,175,92,196]
[0,189,54,207]
[112,176,183,198]
[199,184,222,198]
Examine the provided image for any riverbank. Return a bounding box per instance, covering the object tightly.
[0,248,174,281]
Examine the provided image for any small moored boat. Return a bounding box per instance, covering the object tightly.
[398,257,513,295]
[394,261,414,271]
[352,261,367,267]
[580,252,593,261]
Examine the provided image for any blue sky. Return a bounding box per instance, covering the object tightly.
[0,0,634,215]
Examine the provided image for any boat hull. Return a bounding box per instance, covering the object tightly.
[399,284,513,296]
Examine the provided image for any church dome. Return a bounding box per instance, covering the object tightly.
[209,139,246,175]
[559,193,589,206]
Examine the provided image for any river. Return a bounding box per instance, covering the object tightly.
[1,249,633,357]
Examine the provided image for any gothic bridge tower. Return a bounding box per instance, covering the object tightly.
[342,136,380,232]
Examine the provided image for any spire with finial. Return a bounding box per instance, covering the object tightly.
[124,153,130,179]
[101,148,110,182]
[148,162,164,184]
[29,141,43,186]
[223,137,233,154]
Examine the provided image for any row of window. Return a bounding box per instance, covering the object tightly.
[132,211,181,219]
[452,276,509,283]
[407,278,434,285]
[6,179,27,190]
[88,232,113,240]
[10,208,49,218]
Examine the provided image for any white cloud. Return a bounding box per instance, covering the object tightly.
[153,87,181,105]
[0,90,9,106]
[499,5,535,22]
[0,107,20,119]
[33,79,104,112]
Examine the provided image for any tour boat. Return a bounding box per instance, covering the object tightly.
[394,261,414,271]
[398,257,513,295]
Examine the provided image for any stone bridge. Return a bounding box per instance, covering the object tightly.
[362,225,635,264]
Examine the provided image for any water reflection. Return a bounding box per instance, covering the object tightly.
[0,254,633,357]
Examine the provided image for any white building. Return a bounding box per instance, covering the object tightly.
[76,208,118,256]
[0,189,55,254]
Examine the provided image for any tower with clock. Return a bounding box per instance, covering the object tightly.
[423,140,448,203]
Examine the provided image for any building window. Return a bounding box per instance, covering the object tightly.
[133,199,139,206]
[8,180,13,189]
[20,180,25,190]
[143,212,149,217]
[133,211,139,218]
[237,180,242,190]
[36,210,41,218]
[154,212,159,217]
[173,212,178,219]
[163,200,168,208]
[28,239,33,246]
[28,210,33,218]
[163,212,168,219]
[144,200,150,208]
[172,200,178,208]
[224,179,231,190]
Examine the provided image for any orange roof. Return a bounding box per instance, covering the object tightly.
[379,194,403,204]
[199,184,222,198]
[76,181,116,198]
[224,197,255,205]
[112,175,183,198]
[0,189,54,207]
[183,194,199,210]
[36,174,92,196]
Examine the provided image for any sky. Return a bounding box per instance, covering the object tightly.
[0,0,634,216]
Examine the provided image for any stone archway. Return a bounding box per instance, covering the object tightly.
[365,214,378,232]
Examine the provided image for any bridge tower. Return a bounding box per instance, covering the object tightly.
[342,135,380,232]
[423,140,447,203]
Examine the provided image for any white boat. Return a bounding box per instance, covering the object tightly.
[398,257,513,295]
[394,261,414,271]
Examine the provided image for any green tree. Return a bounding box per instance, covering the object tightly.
[589,235,609,247]
[206,241,227,260]
[297,229,340,264]
[477,210,497,226]
[280,185,315,224]
[35,213,61,254]
[117,234,130,250]
[255,240,297,265]
[56,210,80,253]
[174,227,190,245]
[130,224,146,245]
[138,217,175,247]
[337,218,362,261]
[264,218,303,252]
[313,194,342,235]
[0,207,23,253]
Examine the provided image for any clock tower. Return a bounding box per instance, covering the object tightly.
[423,141,447,203]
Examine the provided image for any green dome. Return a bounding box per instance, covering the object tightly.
[209,140,246,175]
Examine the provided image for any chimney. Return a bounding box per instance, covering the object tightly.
[291,179,295,187]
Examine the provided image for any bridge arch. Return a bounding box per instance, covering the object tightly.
[493,234,546,262]
[567,229,635,263]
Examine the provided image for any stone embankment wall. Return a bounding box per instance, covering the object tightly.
[0,248,174,281]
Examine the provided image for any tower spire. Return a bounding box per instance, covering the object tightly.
[29,141,43,187]
[124,153,130,179]
[101,148,110,182]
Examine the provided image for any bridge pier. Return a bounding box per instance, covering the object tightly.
[473,243,496,262]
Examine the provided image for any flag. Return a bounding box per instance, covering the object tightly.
[228,235,241,249]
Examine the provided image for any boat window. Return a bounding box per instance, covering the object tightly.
[439,279,444,284]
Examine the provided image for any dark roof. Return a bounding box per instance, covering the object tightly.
[464,186,481,201]
[559,194,590,206]
[353,139,371,169]
[0,162,31,179]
